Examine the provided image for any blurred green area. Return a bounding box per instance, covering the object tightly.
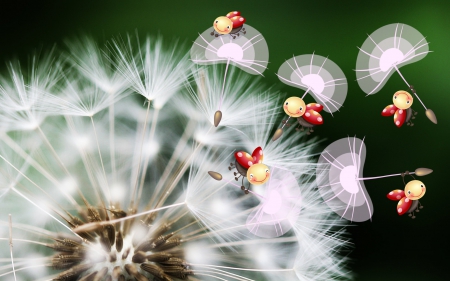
[0,0,449,280]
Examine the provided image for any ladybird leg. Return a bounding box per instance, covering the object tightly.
[419,201,423,209]
[235,174,241,181]
[295,124,301,131]
[215,34,218,37]
[211,31,214,36]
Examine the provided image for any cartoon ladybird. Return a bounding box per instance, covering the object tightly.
[387,179,425,219]
[282,97,324,134]
[228,146,270,194]
[211,11,246,38]
[381,90,418,127]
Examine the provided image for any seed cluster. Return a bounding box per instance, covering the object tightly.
[48,206,193,281]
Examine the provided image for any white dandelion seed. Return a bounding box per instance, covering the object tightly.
[191,24,269,127]
[277,53,347,115]
[316,136,433,222]
[355,23,437,123]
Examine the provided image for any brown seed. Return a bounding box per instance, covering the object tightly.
[116,230,123,252]
[415,168,433,176]
[272,128,283,141]
[208,171,222,181]
[132,251,147,263]
[425,109,437,124]
[147,252,172,262]
[214,110,222,127]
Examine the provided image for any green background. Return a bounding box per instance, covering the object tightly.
[1,0,449,280]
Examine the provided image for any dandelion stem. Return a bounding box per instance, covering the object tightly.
[394,65,427,110]
[357,172,414,181]
[149,119,196,208]
[153,129,210,209]
[190,263,294,273]
[36,126,71,177]
[109,102,117,183]
[131,99,151,207]
[8,214,17,281]
[0,132,79,207]
[90,116,111,204]
[74,201,186,233]
[10,187,82,239]
[136,106,160,208]
[218,58,231,110]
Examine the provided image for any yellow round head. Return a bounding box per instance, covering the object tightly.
[393,90,413,110]
[404,180,426,200]
[247,163,270,185]
[283,97,306,117]
[213,16,233,34]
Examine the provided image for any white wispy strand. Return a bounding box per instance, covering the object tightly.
[237,91,320,177]
[65,36,131,95]
[0,53,62,131]
[108,34,192,108]
[183,65,268,127]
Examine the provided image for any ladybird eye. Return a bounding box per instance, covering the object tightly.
[285,102,288,105]
[265,169,269,173]
[408,190,411,194]
[227,26,230,29]
[249,174,254,178]
[215,20,218,23]
[394,96,397,99]
[407,101,410,104]
[300,107,303,111]
[421,184,424,187]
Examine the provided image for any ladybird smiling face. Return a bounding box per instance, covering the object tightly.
[404,180,426,200]
[283,97,306,117]
[393,90,413,110]
[247,163,270,185]
[213,16,233,34]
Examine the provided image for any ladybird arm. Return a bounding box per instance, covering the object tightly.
[229,16,246,28]
[381,105,398,116]
[394,108,407,128]
[235,151,253,169]
[302,109,324,125]
[387,190,405,201]
[251,146,263,163]
[306,103,323,112]
[397,197,413,216]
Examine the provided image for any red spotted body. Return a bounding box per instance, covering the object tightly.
[229,146,270,194]
[211,11,247,38]
[381,104,411,128]
[387,179,426,218]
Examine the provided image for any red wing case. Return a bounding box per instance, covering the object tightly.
[302,109,323,125]
[397,197,413,215]
[387,190,405,201]
[393,108,407,128]
[381,104,397,116]
[306,103,323,113]
[251,146,263,164]
[228,15,246,28]
[235,151,253,169]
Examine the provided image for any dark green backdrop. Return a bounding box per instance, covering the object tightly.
[1,1,449,280]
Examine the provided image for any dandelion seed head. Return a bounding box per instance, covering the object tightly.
[0,35,352,281]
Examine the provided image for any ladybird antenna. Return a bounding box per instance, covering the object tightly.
[393,66,437,124]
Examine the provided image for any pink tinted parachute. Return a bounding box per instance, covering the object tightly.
[316,137,373,222]
[356,23,430,95]
[277,54,347,114]
[190,24,269,76]
[246,167,301,238]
